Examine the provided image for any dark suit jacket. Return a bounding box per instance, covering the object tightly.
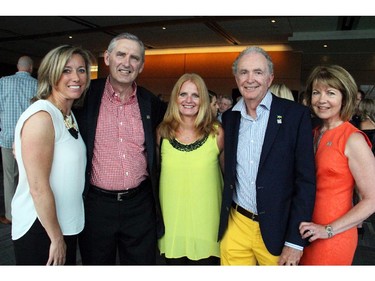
[75,78,167,239]
[218,94,316,256]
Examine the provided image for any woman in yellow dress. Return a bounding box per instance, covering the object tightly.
[157,73,224,265]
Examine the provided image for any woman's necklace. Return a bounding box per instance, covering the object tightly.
[61,112,79,139]
[48,98,79,139]
[170,135,208,152]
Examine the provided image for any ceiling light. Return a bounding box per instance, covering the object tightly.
[145,45,292,55]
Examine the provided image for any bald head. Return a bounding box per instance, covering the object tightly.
[17,56,33,73]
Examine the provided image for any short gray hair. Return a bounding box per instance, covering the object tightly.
[107,32,145,62]
[232,46,274,75]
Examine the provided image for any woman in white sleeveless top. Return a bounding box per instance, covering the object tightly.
[11,45,91,265]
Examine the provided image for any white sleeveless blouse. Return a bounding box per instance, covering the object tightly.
[11,100,86,240]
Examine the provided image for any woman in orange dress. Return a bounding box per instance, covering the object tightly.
[299,65,375,265]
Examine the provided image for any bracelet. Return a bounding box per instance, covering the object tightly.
[325,225,334,238]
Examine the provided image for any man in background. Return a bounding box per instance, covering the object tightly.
[0,56,37,224]
[217,95,233,122]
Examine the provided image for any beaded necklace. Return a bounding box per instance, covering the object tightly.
[48,99,79,139]
[169,135,208,152]
[61,112,79,139]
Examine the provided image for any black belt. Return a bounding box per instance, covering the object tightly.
[90,180,147,201]
[232,202,259,222]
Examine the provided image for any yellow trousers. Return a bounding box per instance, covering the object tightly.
[220,207,279,265]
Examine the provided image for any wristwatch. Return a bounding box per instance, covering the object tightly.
[325,225,334,238]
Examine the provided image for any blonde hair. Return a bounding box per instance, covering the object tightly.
[36,45,92,107]
[158,73,220,140]
[269,83,294,101]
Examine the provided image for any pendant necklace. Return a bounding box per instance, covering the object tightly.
[49,98,79,139]
[61,112,79,139]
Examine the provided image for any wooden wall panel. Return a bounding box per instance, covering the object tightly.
[142,54,186,78]
[184,53,239,77]
[97,51,303,98]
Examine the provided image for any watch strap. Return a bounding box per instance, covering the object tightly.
[325,224,334,238]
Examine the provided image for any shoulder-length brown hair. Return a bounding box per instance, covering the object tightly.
[305,65,357,121]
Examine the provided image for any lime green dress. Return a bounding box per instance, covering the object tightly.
[158,133,223,260]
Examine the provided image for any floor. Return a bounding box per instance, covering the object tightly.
[1,150,375,266]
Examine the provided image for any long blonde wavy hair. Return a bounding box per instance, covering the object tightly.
[158,73,220,140]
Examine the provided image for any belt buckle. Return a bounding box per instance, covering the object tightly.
[117,191,129,201]
[251,212,256,221]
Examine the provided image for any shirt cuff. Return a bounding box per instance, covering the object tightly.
[285,242,303,251]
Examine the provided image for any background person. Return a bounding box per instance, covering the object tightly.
[75,32,167,265]
[217,95,233,122]
[358,97,375,154]
[11,45,91,265]
[350,89,366,128]
[208,89,219,119]
[269,83,295,101]
[0,56,37,225]
[355,97,375,238]
[218,46,316,266]
[157,73,224,265]
[299,65,375,265]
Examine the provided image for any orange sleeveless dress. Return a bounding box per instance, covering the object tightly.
[300,122,371,265]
